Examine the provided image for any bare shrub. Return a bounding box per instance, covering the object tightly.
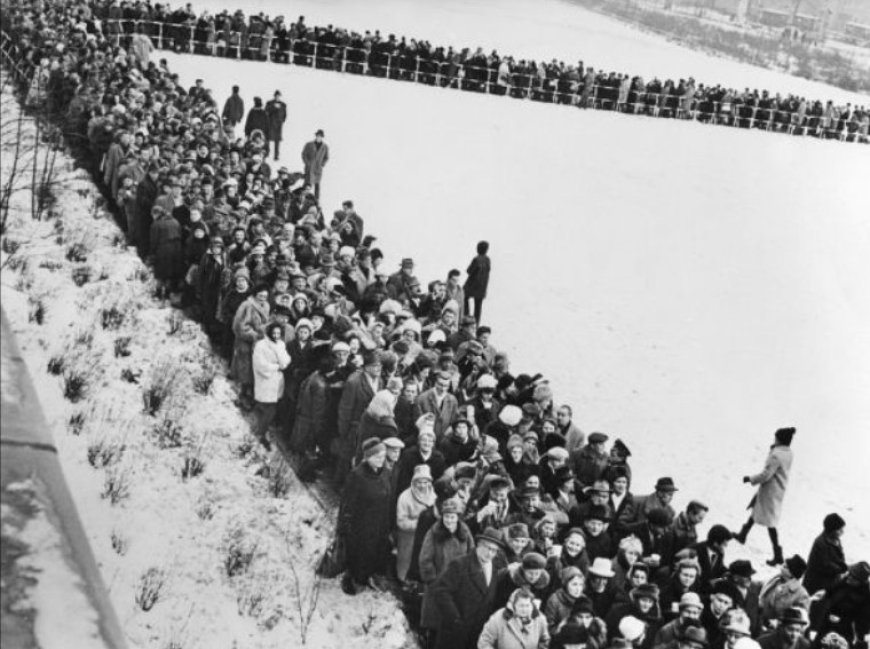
[257,454,294,498]
[72,329,94,350]
[87,436,126,468]
[27,295,46,324]
[142,357,186,415]
[167,311,184,336]
[38,258,63,271]
[134,567,167,612]
[194,497,215,521]
[68,411,86,435]
[65,241,89,263]
[5,252,27,272]
[222,523,258,578]
[71,264,92,286]
[110,529,129,555]
[62,367,89,402]
[100,305,125,330]
[120,367,141,384]
[1,236,21,254]
[180,437,207,480]
[191,357,219,395]
[234,435,257,460]
[151,410,185,449]
[288,556,323,645]
[113,336,131,358]
[101,465,131,505]
[47,354,64,375]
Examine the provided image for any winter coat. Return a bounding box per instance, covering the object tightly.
[231,296,270,386]
[605,599,662,648]
[265,98,287,141]
[340,461,392,583]
[222,93,245,124]
[413,388,460,441]
[244,106,269,138]
[301,140,329,184]
[396,487,435,581]
[290,370,328,453]
[464,253,491,299]
[431,552,501,649]
[394,447,447,501]
[130,33,154,68]
[757,630,811,649]
[355,411,399,458]
[544,588,579,635]
[758,574,809,629]
[803,532,847,595]
[478,604,550,649]
[252,337,291,403]
[419,519,475,628]
[150,215,183,281]
[571,445,609,487]
[749,444,792,527]
[494,564,552,611]
[337,370,380,456]
[809,575,870,645]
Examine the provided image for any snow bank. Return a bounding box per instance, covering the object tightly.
[1,90,413,649]
[165,46,870,576]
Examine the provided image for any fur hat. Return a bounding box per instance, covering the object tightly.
[361,438,386,459]
[521,552,546,570]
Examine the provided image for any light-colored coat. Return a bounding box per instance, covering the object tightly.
[758,574,809,628]
[252,337,291,403]
[231,297,270,386]
[478,605,550,649]
[395,488,433,581]
[749,445,793,527]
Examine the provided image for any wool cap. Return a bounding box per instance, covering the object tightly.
[560,566,584,587]
[632,583,660,602]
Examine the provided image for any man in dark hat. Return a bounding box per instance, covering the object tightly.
[301,128,328,199]
[264,90,287,161]
[386,256,419,304]
[624,507,677,578]
[758,607,810,649]
[724,559,763,634]
[605,437,633,485]
[635,477,679,525]
[430,527,505,649]
[735,427,797,566]
[493,551,551,609]
[803,513,847,595]
[572,431,610,487]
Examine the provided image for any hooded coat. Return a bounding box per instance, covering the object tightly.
[748,444,793,527]
[231,296,270,386]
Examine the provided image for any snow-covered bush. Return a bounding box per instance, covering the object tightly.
[142,356,186,416]
[27,295,45,324]
[87,435,126,468]
[180,438,207,480]
[110,529,129,556]
[67,410,85,435]
[258,454,295,498]
[114,335,132,358]
[46,353,64,375]
[101,464,131,505]
[62,365,89,402]
[151,409,185,449]
[191,357,219,395]
[222,522,259,577]
[71,263,92,286]
[134,566,167,612]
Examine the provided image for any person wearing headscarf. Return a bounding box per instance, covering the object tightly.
[478,586,550,649]
[395,464,436,582]
[339,438,392,593]
[734,427,796,567]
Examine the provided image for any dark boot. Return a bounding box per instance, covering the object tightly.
[766,544,784,566]
[735,520,753,544]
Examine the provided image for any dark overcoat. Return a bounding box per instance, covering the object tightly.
[341,461,393,583]
[463,253,491,299]
[150,215,183,281]
[430,551,500,649]
[265,98,287,142]
[243,106,269,138]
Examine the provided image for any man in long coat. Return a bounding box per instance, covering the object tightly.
[463,240,491,323]
[265,90,287,161]
[335,351,382,483]
[430,528,505,649]
[301,129,329,199]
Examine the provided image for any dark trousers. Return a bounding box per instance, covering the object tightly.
[464,296,484,323]
[253,401,277,442]
[268,139,281,160]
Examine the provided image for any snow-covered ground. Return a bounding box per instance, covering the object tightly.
[166,0,870,573]
[189,0,869,104]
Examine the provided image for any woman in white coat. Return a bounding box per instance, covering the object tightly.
[478,587,550,649]
[252,322,291,449]
[735,427,796,566]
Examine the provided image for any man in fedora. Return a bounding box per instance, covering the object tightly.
[758,607,810,649]
[586,556,619,619]
[653,593,705,646]
[387,257,420,304]
[672,625,709,649]
[635,477,679,524]
[430,527,505,649]
[301,128,328,199]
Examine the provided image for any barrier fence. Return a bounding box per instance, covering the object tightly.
[101,18,869,143]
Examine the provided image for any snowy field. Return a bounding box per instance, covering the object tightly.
[169,0,870,570]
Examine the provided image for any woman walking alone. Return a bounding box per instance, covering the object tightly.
[734,427,796,566]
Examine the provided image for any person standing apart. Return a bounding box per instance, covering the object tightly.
[735,427,796,567]
[463,240,491,324]
[244,96,269,140]
[301,129,329,200]
[265,90,287,161]
[222,85,245,127]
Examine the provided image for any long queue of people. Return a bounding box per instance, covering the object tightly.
[2,2,868,649]
[86,1,870,143]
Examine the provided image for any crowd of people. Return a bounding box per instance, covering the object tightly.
[2,2,868,649]
[87,2,870,143]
